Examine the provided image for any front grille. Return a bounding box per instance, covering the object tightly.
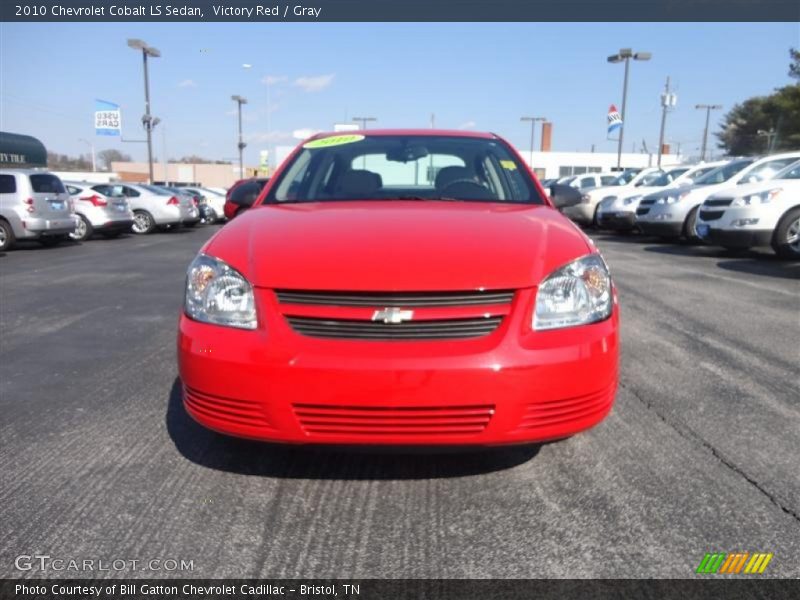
[513,387,614,434]
[276,289,514,307]
[699,210,725,221]
[704,198,734,207]
[293,403,495,436]
[639,198,657,207]
[286,316,502,340]
[636,207,650,216]
[183,386,273,431]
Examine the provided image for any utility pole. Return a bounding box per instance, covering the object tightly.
[657,76,676,166]
[608,48,652,169]
[757,128,777,154]
[520,116,546,170]
[696,104,722,161]
[127,39,161,183]
[79,138,96,172]
[231,95,248,179]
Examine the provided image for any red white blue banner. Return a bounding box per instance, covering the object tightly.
[607,104,622,135]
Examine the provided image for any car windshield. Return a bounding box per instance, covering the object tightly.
[609,169,640,186]
[649,168,689,187]
[266,134,545,204]
[694,160,753,185]
[775,160,800,180]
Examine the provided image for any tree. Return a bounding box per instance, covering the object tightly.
[47,152,93,171]
[716,48,800,155]
[97,149,132,171]
[790,47,800,80]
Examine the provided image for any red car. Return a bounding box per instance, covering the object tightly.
[178,130,619,446]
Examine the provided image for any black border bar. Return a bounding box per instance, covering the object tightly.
[3,579,800,600]
[2,0,800,22]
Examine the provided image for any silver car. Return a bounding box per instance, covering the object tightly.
[90,183,198,234]
[178,186,227,222]
[64,181,134,241]
[0,169,75,251]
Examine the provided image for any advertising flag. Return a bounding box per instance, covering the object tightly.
[95,99,121,136]
[607,104,623,135]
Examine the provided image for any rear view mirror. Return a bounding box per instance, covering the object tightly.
[386,145,429,163]
[549,184,582,209]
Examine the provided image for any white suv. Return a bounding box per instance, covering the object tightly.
[636,152,800,241]
[696,160,800,258]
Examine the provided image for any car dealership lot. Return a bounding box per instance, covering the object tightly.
[0,228,798,578]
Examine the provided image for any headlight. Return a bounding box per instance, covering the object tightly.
[185,254,257,330]
[731,188,782,207]
[533,254,613,331]
[581,193,592,203]
[657,191,690,205]
[623,195,642,206]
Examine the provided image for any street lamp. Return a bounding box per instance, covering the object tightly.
[695,104,722,161]
[607,48,651,169]
[127,38,161,183]
[520,116,547,170]
[231,95,248,178]
[352,116,377,130]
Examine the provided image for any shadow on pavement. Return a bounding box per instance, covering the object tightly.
[165,379,541,480]
[717,257,800,280]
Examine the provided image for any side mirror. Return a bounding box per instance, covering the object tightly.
[549,184,582,209]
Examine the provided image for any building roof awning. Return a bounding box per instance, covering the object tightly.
[0,131,47,168]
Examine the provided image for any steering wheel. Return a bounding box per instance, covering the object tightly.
[439,179,495,200]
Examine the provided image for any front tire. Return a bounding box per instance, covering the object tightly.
[0,220,15,252]
[132,210,156,234]
[682,206,700,241]
[70,214,93,241]
[772,207,800,259]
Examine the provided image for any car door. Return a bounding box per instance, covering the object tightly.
[28,173,72,219]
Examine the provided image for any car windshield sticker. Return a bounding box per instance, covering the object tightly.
[500,160,517,170]
[303,135,365,149]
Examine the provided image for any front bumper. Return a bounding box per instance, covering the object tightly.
[177,290,619,446]
[637,221,683,238]
[702,227,773,248]
[561,204,594,225]
[598,212,637,231]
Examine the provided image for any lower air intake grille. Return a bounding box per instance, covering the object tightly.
[183,386,273,431]
[704,198,734,207]
[293,403,495,436]
[699,210,725,221]
[286,316,502,340]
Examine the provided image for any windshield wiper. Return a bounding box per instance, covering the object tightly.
[395,195,463,202]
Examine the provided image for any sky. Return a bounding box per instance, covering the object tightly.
[1,22,798,165]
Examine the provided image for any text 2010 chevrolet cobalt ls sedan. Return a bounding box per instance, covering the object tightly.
[177,130,619,445]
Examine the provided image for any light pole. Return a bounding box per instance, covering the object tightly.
[757,128,777,154]
[520,116,546,169]
[231,95,248,178]
[352,116,377,130]
[696,104,722,161]
[127,38,161,183]
[78,138,96,172]
[657,76,677,166]
[608,48,651,169]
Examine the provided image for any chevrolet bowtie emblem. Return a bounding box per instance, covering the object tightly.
[372,307,414,324]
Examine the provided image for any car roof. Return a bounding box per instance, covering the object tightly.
[305,129,496,140]
[0,168,56,175]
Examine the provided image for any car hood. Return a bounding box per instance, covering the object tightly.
[708,179,800,199]
[204,201,593,290]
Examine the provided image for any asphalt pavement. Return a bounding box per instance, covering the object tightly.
[1,225,798,579]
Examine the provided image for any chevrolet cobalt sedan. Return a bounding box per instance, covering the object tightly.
[177,130,619,445]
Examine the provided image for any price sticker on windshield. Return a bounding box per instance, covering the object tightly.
[304,135,365,149]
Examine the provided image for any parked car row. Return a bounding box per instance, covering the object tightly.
[556,152,800,258]
[0,169,230,251]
